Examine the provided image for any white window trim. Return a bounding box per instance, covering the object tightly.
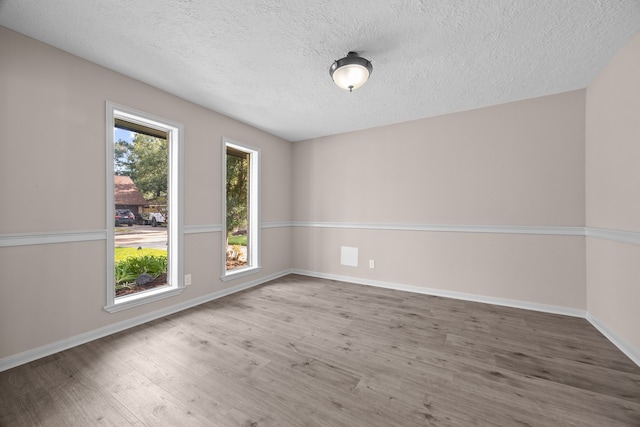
[104,101,184,313]
[221,138,261,281]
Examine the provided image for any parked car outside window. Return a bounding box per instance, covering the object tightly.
[115,209,135,226]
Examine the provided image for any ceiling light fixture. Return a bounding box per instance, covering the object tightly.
[329,51,373,92]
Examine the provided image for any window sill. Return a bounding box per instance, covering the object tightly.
[104,286,184,313]
[220,266,261,282]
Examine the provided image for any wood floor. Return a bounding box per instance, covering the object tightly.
[1,275,639,426]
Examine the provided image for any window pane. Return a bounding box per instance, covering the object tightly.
[223,140,259,278]
[114,125,169,297]
[226,149,249,270]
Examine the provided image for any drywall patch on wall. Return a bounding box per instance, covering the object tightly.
[341,246,358,267]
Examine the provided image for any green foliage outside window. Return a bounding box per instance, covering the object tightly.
[226,153,248,241]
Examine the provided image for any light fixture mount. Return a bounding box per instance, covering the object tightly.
[329,51,373,92]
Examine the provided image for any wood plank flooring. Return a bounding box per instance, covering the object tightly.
[1,274,639,426]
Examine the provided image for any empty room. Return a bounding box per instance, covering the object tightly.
[1,1,640,425]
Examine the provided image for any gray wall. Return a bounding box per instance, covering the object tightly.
[586,32,640,353]
[0,27,292,360]
[292,91,587,309]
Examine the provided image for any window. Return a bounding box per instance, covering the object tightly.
[222,139,260,280]
[105,102,184,312]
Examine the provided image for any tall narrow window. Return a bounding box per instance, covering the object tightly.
[105,102,184,312]
[222,139,260,280]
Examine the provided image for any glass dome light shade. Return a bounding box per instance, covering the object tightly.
[329,52,373,92]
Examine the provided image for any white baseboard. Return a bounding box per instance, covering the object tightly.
[0,269,292,373]
[291,269,586,318]
[586,313,640,367]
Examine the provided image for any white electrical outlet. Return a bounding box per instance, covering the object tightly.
[369,260,375,269]
[184,274,192,286]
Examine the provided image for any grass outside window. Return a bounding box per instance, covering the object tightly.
[114,247,167,292]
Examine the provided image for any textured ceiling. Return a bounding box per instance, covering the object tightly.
[1,1,639,142]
